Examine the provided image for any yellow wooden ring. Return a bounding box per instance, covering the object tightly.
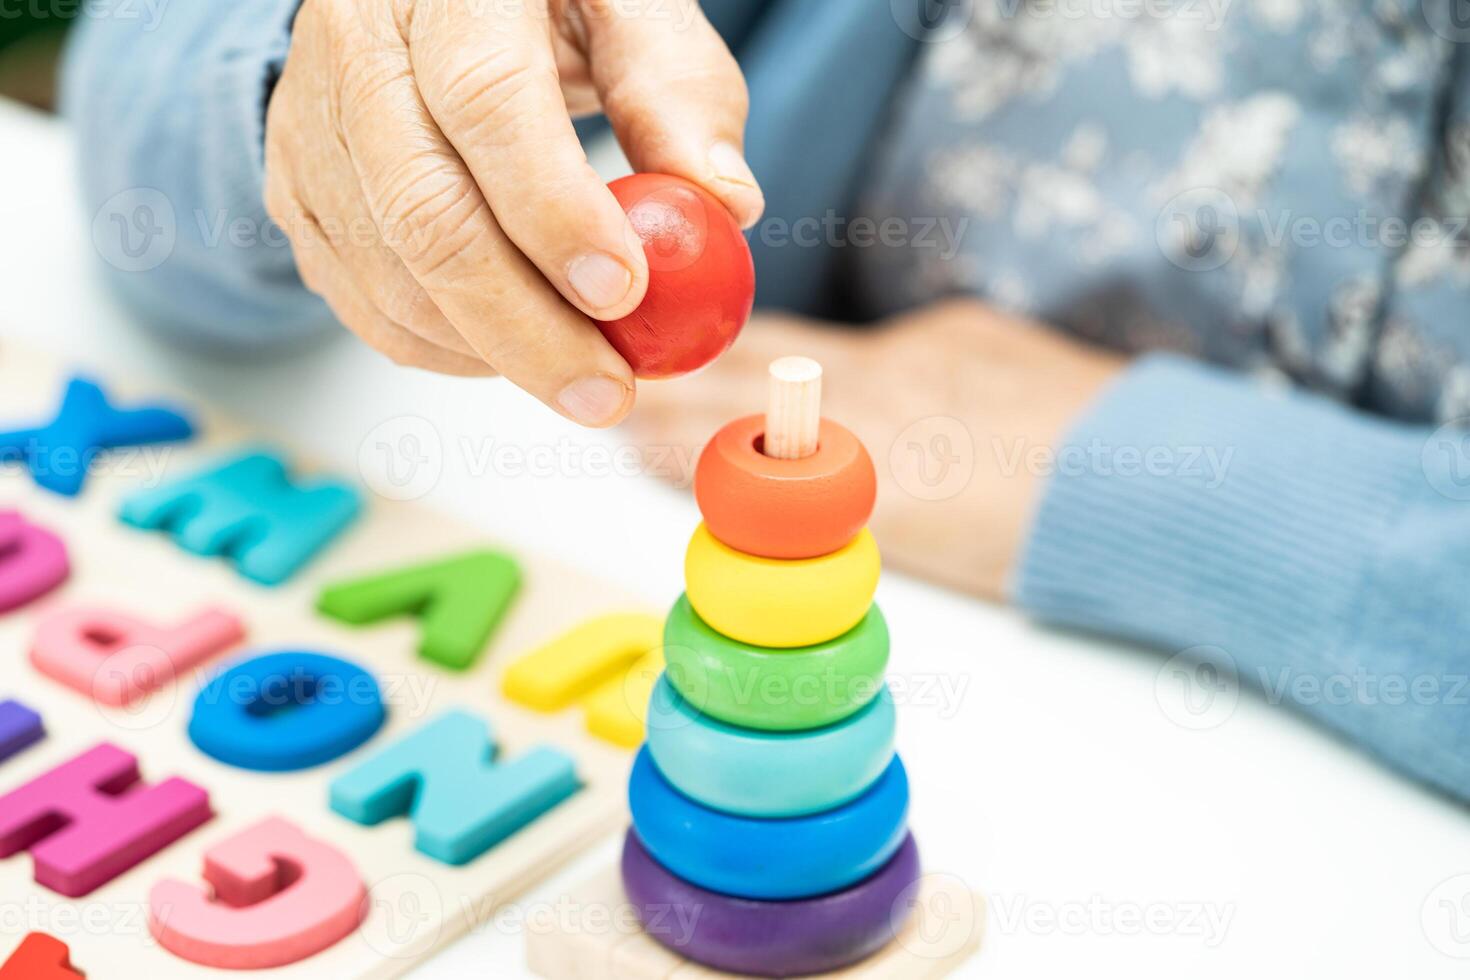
[684,523,880,648]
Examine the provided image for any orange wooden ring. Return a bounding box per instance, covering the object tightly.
[694,415,877,559]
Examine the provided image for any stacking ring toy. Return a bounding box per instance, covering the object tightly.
[629,747,909,900]
[663,595,889,730]
[694,415,876,559]
[646,675,895,817]
[684,524,880,648]
[622,829,921,978]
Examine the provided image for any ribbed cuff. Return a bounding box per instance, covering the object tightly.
[1011,354,1422,688]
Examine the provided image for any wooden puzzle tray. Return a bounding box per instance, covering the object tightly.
[0,341,644,978]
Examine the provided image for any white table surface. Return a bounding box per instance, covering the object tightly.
[2,98,1467,979]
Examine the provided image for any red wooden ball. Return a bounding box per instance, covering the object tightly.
[597,174,755,379]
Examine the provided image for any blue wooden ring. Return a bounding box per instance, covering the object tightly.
[629,746,909,900]
[188,651,386,771]
[646,675,895,817]
[622,829,922,977]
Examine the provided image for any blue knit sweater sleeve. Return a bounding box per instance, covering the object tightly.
[60,0,332,354]
[1013,353,1470,800]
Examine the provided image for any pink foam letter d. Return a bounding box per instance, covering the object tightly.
[31,604,245,705]
[150,817,366,969]
[0,511,68,613]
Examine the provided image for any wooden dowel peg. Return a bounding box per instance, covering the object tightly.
[764,357,822,460]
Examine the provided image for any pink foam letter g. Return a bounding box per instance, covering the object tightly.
[31,604,245,705]
[0,743,212,896]
[0,511,68,613]
[149,817,366,969]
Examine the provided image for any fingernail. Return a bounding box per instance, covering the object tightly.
[709,141,764,228]
[710,141,758,187]
[568,252,634,313]
[557,375,632,427]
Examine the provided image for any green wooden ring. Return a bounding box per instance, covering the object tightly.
[662,595,889,731]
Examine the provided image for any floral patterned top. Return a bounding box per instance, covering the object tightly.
[850,0,1470,424]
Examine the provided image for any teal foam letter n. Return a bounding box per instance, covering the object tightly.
[328,709,579,865]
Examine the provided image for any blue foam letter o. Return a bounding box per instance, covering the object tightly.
[188,651,386,771]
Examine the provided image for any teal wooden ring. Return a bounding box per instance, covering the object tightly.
[646,675,895,817]
[662,595,889,731]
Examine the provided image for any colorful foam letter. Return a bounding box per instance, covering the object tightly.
[188,651,386,771]
[317,549,521,670]
[502,613,663,748]
[0,376,194,496]
[31,604,244,705]
[330,709,578,865]
[118,448,360,585]
[0,511,69,613]
[582,648,663,749]
[149,817,366,969]
[0,700,44,762]
[0,933,84,980]
[0,743,211,896]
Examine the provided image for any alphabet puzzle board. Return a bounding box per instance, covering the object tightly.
[0,341,643,978]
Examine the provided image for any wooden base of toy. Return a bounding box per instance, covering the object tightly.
[0,342,646,978]
[526,866,985,979]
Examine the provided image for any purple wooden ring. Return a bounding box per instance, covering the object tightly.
[620,828,921,977]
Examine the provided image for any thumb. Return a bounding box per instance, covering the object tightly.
[581,0,764,228]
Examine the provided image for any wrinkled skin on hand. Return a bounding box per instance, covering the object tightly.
[265,0,764,426]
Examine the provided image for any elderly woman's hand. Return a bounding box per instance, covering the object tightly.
[264,0,763,425]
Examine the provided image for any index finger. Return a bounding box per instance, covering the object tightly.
[583,0,764,228]
[408,0,651,322]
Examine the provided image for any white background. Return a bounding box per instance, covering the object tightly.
[1,98,1467,978]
